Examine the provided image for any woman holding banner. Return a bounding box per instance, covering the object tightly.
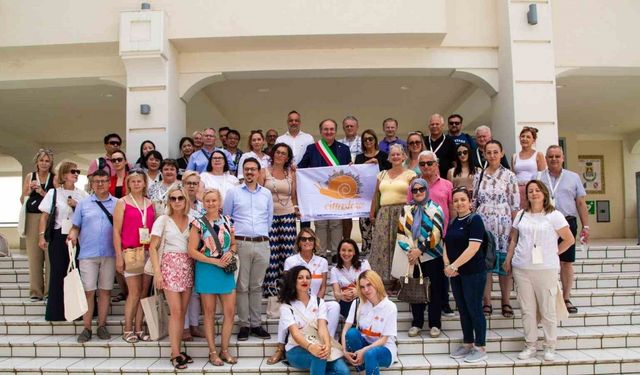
[369,144,417,287]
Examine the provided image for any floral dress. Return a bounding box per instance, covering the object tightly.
[192,215,236,294]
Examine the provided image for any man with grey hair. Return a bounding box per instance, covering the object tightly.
[472,125,510,169]
[424,113,457,178]
[339,115,362,161]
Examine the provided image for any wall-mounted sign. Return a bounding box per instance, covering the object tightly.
[578,155,605,194]
[586,200,596,215]
[596,200,610,223]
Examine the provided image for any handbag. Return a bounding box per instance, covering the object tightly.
[266,285,281,318]
[26,172,49,214]
[123,246,145,274]
[200,217,238,274]
[17,199,27,238]
[44,188,57,243]
[284,300,344,361]
[140,287,169,340]
[64,242,88,322]
[397,263,430,304]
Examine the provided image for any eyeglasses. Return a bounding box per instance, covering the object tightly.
[448,121,461,126]
[184,181,199,187]
[70,169,81,175]
[457,150,468,156]
[299,236,315,243]
[211,157,225,161]
[108,141,121,146]
[93,179,109,185]
[111,157,124,163]
[408,141,423,146]
[419,161,436,167]
[274,150,289,156]
[411,187,427,194]
[362,137,375,142]
[169,196,186,202]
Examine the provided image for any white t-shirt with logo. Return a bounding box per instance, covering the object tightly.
[280,295,327,352]
[284,254,328,296]
[329,260,371,288]
[346,297,398,363]
[512,209,569,270]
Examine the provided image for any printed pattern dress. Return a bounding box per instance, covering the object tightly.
[192,215,236,294]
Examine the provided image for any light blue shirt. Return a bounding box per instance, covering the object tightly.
[223,183,273,237]
[72,194,117,259]
[186,147,235,173]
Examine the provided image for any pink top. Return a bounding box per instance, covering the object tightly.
[428,177,453,233]
[121,201,156,249]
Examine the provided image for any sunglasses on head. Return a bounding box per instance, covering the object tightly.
[457,150,468,156]
[411,186,427,194]
[299,236,315,243]
[70,169,81,175]
[169,195,186,202]
[419,161,436,167]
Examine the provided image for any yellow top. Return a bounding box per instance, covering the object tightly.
[378,169,417,206]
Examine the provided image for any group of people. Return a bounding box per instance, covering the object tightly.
[19,109,591,373]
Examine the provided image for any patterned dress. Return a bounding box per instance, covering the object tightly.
[263,168,297,297]
[192,215,236,294]
[472,166,520,254]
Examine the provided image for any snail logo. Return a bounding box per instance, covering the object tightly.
[316,170,362,199]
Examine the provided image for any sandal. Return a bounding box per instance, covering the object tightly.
[220,349,238,364]
[267,346,285,365]
[565,299,578,314]
[180,352,194,364]
[502,304,514,318]
[170,356,188,370]
[182,329,193,342]
[122,331,138,343]
[209,351,223,366]
[136,331,151,341]
[483,304,493,316]
[111,293,126,303]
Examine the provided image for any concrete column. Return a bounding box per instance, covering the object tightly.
[119,7,185,159]
[492,0,559,156]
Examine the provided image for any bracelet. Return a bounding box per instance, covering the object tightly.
[39,231,45,235]
[306,342,313,350]
[583,226,590,230]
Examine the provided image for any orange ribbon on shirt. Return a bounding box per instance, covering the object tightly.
[359,326,381,337]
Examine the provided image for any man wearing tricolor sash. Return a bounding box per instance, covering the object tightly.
[298,119,352,263]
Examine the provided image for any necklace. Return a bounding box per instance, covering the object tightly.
[269,167,292,207]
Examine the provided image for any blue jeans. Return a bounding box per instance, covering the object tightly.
[450,271,487,346]
[286,346,350,375]
[345,327,392,375]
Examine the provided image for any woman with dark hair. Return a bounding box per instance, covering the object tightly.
[330,239,370,317]
[262,143,298,304]
[21,148,56,302]
[512,127,546,209]
[504,180,574,362]
[177,137,195,180]
[143,150,163,191]
[135,140,156,169]
[38,161,88,321]
[109,150,129,198]
[447,143,480,197]
[278,265,350,375]
[355,129,390,256]
[199,150,239,201]
[238,130,271,180]
[472,140,519,318]
[148,158,180,217]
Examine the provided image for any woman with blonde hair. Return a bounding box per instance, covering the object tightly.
[404,131,426,175]
[341,270,398,375]
[38,161,88,320]
[149,185,194,369]
[238,130,271,180]
[21,148,57,302]
[113,169,156,343]
[188,188,237,366]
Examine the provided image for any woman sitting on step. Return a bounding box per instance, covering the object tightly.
[330,239,371,318]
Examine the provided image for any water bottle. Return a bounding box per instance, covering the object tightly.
[579,235,587,252]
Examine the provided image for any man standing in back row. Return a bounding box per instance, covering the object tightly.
[276,110,315,166]
[424,113,457,178]
[447,114,477,151]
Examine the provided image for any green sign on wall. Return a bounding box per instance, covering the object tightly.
[586,200,596,215]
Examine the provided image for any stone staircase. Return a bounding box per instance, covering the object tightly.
[1,243,640,374]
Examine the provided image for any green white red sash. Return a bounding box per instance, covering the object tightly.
[315,140,340,166]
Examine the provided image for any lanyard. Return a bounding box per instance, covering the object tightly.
[129,194,148,228]
[36,173,50,187]
[476,148,488,169]
[545,170,564,200]
[427,135,446,155]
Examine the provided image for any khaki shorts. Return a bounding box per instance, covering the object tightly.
[79,257,116,291]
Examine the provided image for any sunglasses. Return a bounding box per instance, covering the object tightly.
[408,141,423,146]
[419,161,436,167]
[111,157,124,163]
[457,150,468,156]
[363,137,376,142]
[169,196,186,202]
[70,169,81,175]
[299,236,315,243]
[411,187,427,194]
[448,121,461,126]
[108,141,121,146]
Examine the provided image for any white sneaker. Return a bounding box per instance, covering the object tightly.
[543,347,555,361]
[429,327,441,338]
[518,346,537,360]
[408,326,421,337]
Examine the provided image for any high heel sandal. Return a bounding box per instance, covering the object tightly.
[220,349,238,364]
[209,351,223,366]
[267,346,285,365]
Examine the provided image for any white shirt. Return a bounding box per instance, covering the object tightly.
[346,297,398,363]
[150,215,189,254]
[237,151,271,180]
[512,210,569,270]
[39,187,89,229]
[338,135,362,161]
[199,172,240,201]
[280,295,327,351]
[329,260,371,288]
[276,131,314,166]
[284,254,328,296]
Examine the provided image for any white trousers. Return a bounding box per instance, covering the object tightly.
[513,267,558,349]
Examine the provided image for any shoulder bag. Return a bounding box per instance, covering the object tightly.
[397,263,430,304]
[44,188,58,243]
[200,216,237,274]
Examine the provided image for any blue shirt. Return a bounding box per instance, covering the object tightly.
[72,194,117,259]
[223,184,273,237]
[186,147,235,173]
[298,140,352,168]
[379,138,407,154]
[444,213,486,275]
[450,133,478,151]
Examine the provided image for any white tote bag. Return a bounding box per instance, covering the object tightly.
[141,287,169,341]
[17,200,28,238]
[391,242,410,280]
[64,242,88,322]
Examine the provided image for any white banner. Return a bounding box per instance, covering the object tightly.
[296,164,379,221]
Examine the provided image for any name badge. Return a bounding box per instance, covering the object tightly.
[549,197,556,207]
[139,227,150,244]
[61,218,72,235]
[531,244,544,265]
